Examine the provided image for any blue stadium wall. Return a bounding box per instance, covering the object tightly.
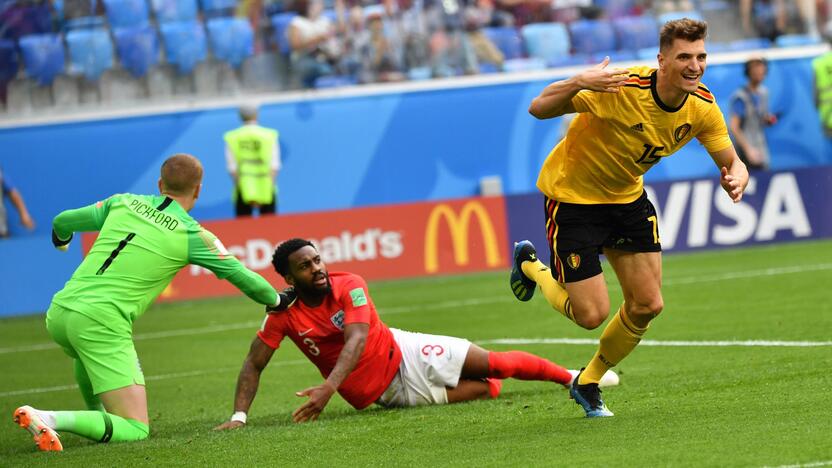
[1,53,831,316]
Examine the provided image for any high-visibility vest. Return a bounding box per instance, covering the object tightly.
[224,125,278,204]
[812,52,832,133]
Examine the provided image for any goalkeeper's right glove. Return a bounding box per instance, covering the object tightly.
[265,287,297,314]
[52,230,73,252]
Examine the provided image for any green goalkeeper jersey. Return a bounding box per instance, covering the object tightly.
[51,193,277,334]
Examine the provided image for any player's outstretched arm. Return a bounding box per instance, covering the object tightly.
[292,323,369,423]
[214,336,276,430]
[51,198,113,251]
[710,146,749,203]
[528,56,630,120]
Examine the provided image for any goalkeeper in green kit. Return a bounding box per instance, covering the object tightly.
[11,154,294,451]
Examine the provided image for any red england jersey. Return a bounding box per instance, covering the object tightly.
[257,271,402,409]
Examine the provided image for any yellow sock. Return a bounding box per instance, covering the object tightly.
[579,304,648,385]
[521,260,576,323]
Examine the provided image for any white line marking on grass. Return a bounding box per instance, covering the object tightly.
[766,461,832,468]
[479,338,832,347]
[0,360,306,398]
[2,262,829,355]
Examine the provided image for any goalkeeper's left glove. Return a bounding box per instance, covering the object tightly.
[265,287,297,314]
[52,230,73,252]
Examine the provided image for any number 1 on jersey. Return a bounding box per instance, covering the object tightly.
[96,233,136,275]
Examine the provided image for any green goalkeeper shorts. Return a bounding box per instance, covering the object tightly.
[46,303,145,394]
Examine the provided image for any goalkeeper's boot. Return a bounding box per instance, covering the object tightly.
[510,240,537,302]
[569,370,614,418]
[567,369,620,388]
[13,405,63,451]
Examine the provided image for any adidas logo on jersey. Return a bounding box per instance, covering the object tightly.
[630,123,645,132]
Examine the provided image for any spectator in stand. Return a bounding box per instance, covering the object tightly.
[460,6,504,74]
[729,57,778,170]
[740,0,787,40]
[363,12,407,82]
[338,4,371,80]
[288,0,341,88]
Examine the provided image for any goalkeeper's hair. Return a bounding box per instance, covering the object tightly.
[272,238,315,276]
[659,18,707,52]
[160,153,203,196]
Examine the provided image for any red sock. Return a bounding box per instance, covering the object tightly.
[486,378,503,399]
[487,351,572,384]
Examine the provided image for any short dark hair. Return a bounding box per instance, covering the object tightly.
[160,153,203,196]
[272,238,315,276]
[744,57,767,77]
[659,18,708,52]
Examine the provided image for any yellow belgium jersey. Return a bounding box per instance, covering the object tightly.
[536,66,733,204]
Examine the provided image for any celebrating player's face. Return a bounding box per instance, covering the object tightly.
[662,38,707,93]
[287,246,331,295]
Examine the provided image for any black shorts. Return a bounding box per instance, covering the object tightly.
[544,191,661,283]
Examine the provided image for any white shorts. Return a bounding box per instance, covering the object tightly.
[376,328,472,408]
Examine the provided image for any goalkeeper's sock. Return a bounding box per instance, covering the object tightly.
[73,360,104,411]
[488,351,572,384]
[521,259,576,323]
[579,304,647,385]
[50,410,149,442]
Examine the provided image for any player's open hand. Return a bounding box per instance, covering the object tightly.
[576,56,630,93]
[720,166,747,203]
[213,420,245,431]
[292,382,336,423]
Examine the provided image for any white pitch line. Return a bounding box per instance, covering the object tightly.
[479,338,832,347]
[1,262,829,355]
[0,360,306,398]
[766,461,832,468]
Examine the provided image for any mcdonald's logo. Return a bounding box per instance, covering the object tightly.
[424,201,502,273]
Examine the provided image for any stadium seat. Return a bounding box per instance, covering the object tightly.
[613,15,659,51]
[63,16,107,31]
[199,0,236,16]
[729,37,771,51]
[270,12,297,56]
[569,19,616,56]
[160,20,207,74]
[66,28,114,81]
[151,0,199,23]
[775,34,820,48]
[591,49,637,63]
[657,10,704,24]
[103,0,150,28]
[483,27,524,60]
[502,57,546,72]
[313,75,356,89]
[592,0,636,18]
[206,17,253,69]
[18,34,66,85]
[521,22,570,65]
[113,26,158,77]
[0,40,19,83]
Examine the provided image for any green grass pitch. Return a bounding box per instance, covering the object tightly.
[1,240,831,466]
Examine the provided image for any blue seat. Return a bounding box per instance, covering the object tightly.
[590,49,637,63]
[775,34,820,48]
[569,19,616,56]
[63,16,107,31]
[521,22,570,65]
[66,27,114,81]
[593,0,636,18]
[206,17,253,68]
[113,26,158,77]
[613,15,659,51]
[199,0,235,14]
[313,75,356,89]
[483,27,524,60]
[160,20,206,73]
[151,0,198,23]
[0,39,19,82]
[657,10,704,24]
[19,34,66,85]
[729,37,771,51]
[270,12,297,55]
[103,0,150,28]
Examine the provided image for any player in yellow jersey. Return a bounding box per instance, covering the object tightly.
[508,18,749,417]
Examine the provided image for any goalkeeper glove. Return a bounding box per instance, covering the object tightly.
[52,230,73,252]
[265,287,297,313]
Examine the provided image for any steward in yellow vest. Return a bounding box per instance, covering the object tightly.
[224,104,280,217]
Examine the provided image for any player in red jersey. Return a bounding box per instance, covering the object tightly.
[215,238,619,428]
